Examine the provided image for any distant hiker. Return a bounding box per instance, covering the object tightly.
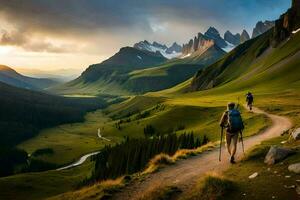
[219,102,244,164]
[246,92,254,111]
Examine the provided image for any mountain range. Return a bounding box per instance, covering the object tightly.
[50,20,276,96]
[181,27,250,56]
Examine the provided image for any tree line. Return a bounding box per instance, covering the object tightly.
[89,133,209,182]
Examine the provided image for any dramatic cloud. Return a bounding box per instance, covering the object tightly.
[0,0,291,70]
[0,29,76,53]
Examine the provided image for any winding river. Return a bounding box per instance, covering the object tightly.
[56,128,110,171]
[56,151,100,171]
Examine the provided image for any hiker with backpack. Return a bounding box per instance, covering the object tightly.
[246,92,254,111]
[219,102,244,164]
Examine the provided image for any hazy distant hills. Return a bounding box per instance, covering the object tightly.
[0,65,59,91]
[15,67,80,82]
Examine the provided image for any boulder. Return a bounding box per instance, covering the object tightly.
[264,146,294,165]
[288,163,300,174]
[291,128,300,140]
[296,184,300,195]
[248,172,258,179]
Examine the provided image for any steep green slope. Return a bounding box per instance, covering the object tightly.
[191,1,300,93]
[0,65,59,90]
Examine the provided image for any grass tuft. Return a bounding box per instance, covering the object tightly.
[143,154,175,174]
[186,174,235,200]
[139,185,181,200]
[47,177,126,200]
[143,142,216,174]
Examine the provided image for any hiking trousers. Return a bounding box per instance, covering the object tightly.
[225,132,238,157]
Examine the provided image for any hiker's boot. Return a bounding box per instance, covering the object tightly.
[230,156,236,164]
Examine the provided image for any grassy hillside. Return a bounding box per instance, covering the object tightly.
[0,160,94,200]
[0,82,106,177]
[182,136,300,200]
[122,45,226,93]
[51,45,225,96]
[51,47,167,96]
[0,82,106,147]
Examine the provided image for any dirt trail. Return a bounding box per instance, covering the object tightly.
[112,106,292,200]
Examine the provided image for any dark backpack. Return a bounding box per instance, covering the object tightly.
[227,109,244,133]
[247,94,253,103]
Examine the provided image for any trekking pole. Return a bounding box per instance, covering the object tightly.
[240,130,245,155]
[219,127,223,161]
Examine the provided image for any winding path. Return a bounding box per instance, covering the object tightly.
[112,106,292,200]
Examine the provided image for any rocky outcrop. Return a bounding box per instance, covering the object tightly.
[272,0,300,46]
[133,40,152,51]
[166,42,182,54]
[182,27,228,56]
[288,163,300,174]
[292,128,300,140]
[152,42,167,50]
[240,30,250,43]
[182,33,215,55]
[224,31,241,46]
[264,146,294,165]
[252,21,275,38]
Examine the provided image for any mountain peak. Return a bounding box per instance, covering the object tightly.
[252,20,274,38]
[133,40,182,59]
[205,27,220,36]
[204,27,227,48]
[224,31,241,46]
[241,30,250,43]
[166,42,182,54]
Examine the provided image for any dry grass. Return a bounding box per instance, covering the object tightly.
[143,142,217,174]
[47,177,125,200]
[173,142,216,160]
[143,153,175,174]
[138,185,181,200]
[183,173,235,200]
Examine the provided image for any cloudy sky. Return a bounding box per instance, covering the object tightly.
[0,0,291,74]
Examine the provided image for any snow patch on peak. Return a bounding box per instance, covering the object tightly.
[292,28,300,34]
[180,53,191,59]
[133,40,182,59]
[222,41,235,52]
